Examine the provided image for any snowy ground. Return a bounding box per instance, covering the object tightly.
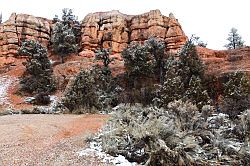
[77,141,138,166]
[0,75,16,106]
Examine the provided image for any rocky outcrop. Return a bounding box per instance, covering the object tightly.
[1,10,249,79]
[0,10,187,57]
[197,46,250,77]
[0,13,51,57]
[81,10,187,53]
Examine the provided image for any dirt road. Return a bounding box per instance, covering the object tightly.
[0,114,110,166]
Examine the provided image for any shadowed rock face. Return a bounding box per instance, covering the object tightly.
[0,13,51,57]
[81,9,187,53]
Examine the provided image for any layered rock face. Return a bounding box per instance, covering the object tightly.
[0,10,187,58]
[0,13,50,57]
[197,46,250,78]
[81,10,187,53]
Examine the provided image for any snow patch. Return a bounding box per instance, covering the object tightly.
[0,76,16,106]
[77,141,137,166]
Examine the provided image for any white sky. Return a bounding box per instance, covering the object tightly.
[1,0,249,50]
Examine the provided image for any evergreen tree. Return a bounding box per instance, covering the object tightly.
[155,57,184,107]
[221,71,250,118]
[51,8,80,63]
[122,42,154,78]
[94,48,122,110]
[61,69,98,112]
[179,37,210,108]
[224,28,245,49]
[183,75,211,109]
[17,40,55,94]
[191,34,207,48]
[156,37,210,109]
[145,37,166,84]
[122,38,167,81]
[95,48,114,76]
[223,72,250,100]
[179,37,205,86]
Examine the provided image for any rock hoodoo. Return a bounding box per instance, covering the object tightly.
[1,10,250,79]
[81,9,187,53]
[0,13,51,57]
[0,10,187,57]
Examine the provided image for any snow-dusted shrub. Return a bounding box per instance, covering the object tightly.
[101,104,176,163]
[97,102,250,165]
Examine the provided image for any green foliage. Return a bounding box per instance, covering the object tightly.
[154,57,184,107]
[51,8,80,63]
[95,48,114,77]
[121,38,168,105]
[223,72,250,99]
[95,48,113,68]
[61,66,121,113]
[92,65,122,111]
[191,34,207,48]
[97,101,249,165]
[224,28,245,49]
[179,37,205,83]
[122,42,154,78]
[17,40,55,94]
[144,37,166,84]
[155,38,210,109]
[183,75,211,109]
[221,71,250,118]
[122,38,167,84]
[61,69,98,112]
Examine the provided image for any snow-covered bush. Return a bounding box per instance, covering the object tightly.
[94,101,250,165]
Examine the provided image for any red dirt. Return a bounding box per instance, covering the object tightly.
[0,114,110,165]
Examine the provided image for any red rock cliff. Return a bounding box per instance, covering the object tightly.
[81,10,187,53]
[0,13,51,57]
[0,10,187,58]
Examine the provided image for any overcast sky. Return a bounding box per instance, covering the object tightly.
[1,0,249,50]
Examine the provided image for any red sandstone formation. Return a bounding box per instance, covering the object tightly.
[197,46,250,77]
[81,10,187,53]
[0,10,187,58]
[0,10,250,109]
[0,13,50,57]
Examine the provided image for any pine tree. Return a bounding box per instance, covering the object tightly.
[183,75,211,109]
[51,8,80,63]
[178,38,210,108]
[156,37,210,109]
[61,69,98,112]
[221,71,250,118]
[122,38,167,82]
[155,57,184,107]
[224,28,245,49]
[95,48,114,76]
[17,40,55,94]
[144,37,166,84]
[122,42,154,78]
[179,37,205,85]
